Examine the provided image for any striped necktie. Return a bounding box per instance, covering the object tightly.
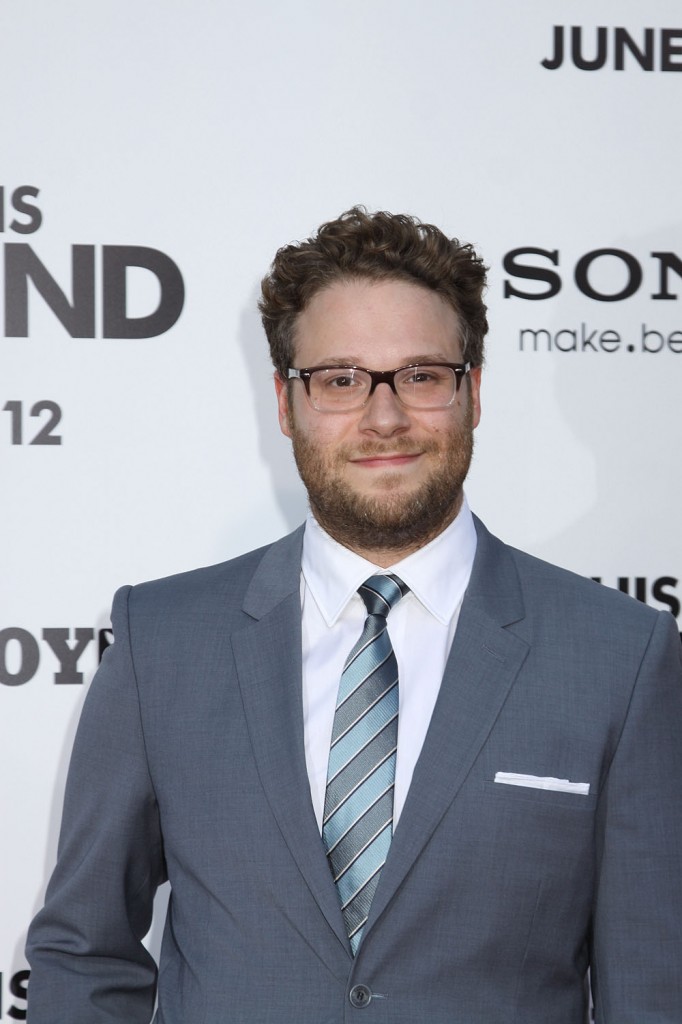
[322,573,409,955]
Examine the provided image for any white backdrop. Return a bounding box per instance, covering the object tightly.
[1,1,680,1016]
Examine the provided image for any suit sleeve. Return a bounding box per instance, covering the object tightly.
[591,611,682,1023]
[26,586,167,1024]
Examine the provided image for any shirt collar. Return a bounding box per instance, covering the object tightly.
[301,496,477,626]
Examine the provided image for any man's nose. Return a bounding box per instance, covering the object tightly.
[358,382,411,434]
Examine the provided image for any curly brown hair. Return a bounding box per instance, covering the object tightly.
[259,206,488,377]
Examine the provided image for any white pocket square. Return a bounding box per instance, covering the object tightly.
[494,772,590,795]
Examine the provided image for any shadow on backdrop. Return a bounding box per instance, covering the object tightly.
[238,287,308,534]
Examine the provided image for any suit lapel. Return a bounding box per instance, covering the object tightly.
[364,518,531,936]
[230,519,532,955]
[231,528,350,956]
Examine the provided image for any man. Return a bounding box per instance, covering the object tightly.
[27,207,682,1022]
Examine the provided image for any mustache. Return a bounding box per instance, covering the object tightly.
[344,438,437,458]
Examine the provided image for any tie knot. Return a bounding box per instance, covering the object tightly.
[359,574,409,618]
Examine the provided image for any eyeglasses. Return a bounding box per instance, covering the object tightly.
[286,362,471,412]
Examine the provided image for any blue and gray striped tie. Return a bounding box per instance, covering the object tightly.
[322,573,409,955]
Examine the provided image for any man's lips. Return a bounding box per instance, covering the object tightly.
[348,451,423,469]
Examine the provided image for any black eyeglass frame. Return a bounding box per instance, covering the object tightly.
[286,361,472,410]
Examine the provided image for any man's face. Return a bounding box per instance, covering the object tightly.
[275,277,482,564]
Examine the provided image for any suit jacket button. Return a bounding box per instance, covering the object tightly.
[349,984,372,1008]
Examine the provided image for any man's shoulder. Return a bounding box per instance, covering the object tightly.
[118,525,305,623]
[514,543,653,617]
[473,515,661,632]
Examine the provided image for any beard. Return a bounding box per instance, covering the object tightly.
[289,404,475,559]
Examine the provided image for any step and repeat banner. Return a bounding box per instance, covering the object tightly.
[1,1,680,1016]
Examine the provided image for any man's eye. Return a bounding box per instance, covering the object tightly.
[326,373,358,389]
[406,370,436,384]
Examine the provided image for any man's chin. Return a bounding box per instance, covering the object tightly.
[346,472,421,498]
[309,482,463,557]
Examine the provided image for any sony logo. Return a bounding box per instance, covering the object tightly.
[503,248,682,302]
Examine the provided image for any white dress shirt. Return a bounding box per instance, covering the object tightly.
[300,497,477,832]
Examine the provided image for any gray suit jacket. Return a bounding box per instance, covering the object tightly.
[26,518,682,1023]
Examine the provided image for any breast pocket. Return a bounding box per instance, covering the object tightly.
[483,778,597,814]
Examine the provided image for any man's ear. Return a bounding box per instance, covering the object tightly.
[469,366,482,429]
[274,372,293,439]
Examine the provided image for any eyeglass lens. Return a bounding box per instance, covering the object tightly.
[309,365,457,410]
